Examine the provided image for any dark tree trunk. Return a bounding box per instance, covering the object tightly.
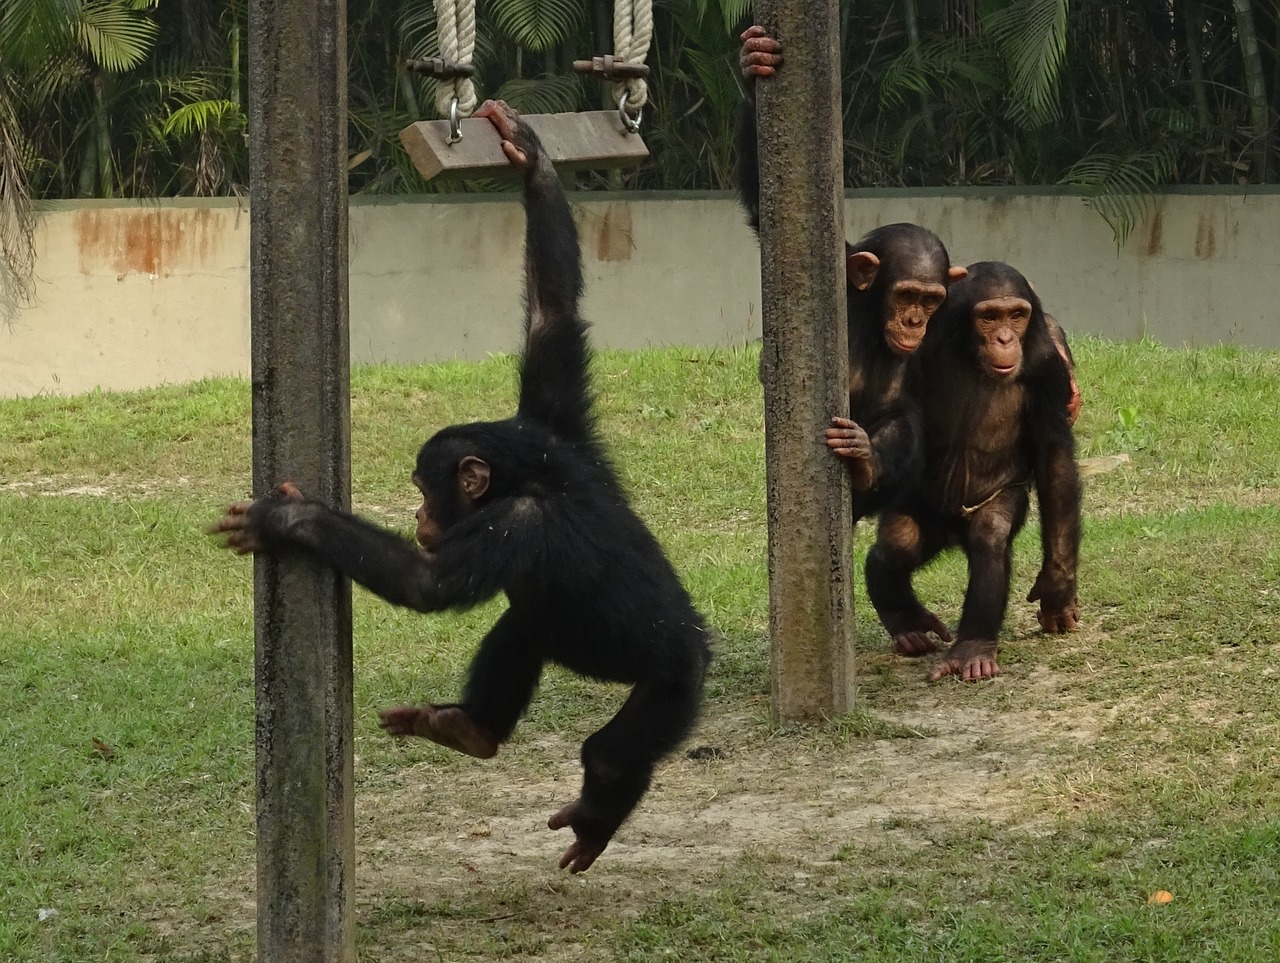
[1233,0,1272,180]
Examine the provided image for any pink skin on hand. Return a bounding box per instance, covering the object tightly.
[739,25,783,81]
[209,482,305,554]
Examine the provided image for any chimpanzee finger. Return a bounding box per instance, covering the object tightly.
[742,37,783,55]
[499,140,529,168]
[215,529,261,554]
[277,481,306,499]
[208,506,252,534]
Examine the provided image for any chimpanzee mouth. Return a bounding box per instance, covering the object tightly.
[890,336,922,355]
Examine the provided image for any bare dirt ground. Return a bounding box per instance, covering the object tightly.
[337,620,1112,961]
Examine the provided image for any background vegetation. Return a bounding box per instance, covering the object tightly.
[3,0,1276,302]
[1,0,1276,202]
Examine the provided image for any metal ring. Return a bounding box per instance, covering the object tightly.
[447,97,462,144]
[617,92,642,135]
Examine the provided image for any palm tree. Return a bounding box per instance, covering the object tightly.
[0,0,158,308]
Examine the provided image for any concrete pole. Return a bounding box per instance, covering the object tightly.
[754,0,856,722]
[248,0,354,960]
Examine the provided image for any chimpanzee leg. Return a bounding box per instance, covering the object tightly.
[548,668,703,873]
[865,510,953,656]
[458,608,545,739]
[379,608,543,758]
[931,488,1029,682]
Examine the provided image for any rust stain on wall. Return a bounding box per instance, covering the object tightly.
[76,207,218,276]
[593,204,634,262]
[1145,210,1163,256]
[1193,213,1218,260]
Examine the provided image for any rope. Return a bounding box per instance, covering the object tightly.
[613,0,652,113]
[433,0,477,117]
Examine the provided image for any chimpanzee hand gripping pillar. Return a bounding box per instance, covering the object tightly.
[213,101,711,874]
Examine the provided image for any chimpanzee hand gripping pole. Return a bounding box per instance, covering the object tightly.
[753,0,856,721]
[248,0,354,959]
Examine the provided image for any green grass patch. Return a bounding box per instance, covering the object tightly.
[2,337,1279,961]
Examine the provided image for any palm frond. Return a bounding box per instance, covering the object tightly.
[878,38,999,110]
[0,0,77,68]
[160,99,244,138]
[485,0,582,52]
[687,48,739,117]
[1058,144,1177,246]
[714,0,753,33]
[982,0,1067,129]
[0,74,37,306]
[490,74,583,114]
[1144,106,1197,138]
[75,0,160,73]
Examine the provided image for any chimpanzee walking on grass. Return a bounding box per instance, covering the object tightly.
[212,101,711,874]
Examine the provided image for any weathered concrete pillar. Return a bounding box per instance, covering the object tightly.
[754,0,856,722]
[248,0,354,960]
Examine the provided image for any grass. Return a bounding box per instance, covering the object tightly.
[1,336,1279,961]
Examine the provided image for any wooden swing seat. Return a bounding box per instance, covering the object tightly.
[400,110,648,181]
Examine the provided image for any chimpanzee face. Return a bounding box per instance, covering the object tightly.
[971,289,1032,379]
[882,277,948,355]
[411,454,491,550]
[847,249,968,355]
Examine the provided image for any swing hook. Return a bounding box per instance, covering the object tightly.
[618,93,642,135]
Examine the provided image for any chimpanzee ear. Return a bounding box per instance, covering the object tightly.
[947,265,969,283]
[846,251,880,291]
[457,456,490,500]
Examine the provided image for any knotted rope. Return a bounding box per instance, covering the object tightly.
[433,0,477,117]
[612,0,653,114]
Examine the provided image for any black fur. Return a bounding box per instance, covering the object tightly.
[867,262,1082,660]
[230,114,710,870]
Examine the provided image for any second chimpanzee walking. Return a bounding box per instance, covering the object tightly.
[865,262,1082,681]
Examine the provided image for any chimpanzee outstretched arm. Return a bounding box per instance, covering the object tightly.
[472,101,593,445]
[1025,373,1083,631]
[211,485,537,612]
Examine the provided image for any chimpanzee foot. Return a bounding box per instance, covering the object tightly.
[548,800,609,874]
[885,608,953,657]
[1035,596,1080,634]
[378,704,499,759]
[929,639,1000,682]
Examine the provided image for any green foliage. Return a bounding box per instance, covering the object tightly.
[486,0,584,51]
[74,0,158,73]
[492,73,583,115]
[1058,144,1178,245]
[982,0,1068,128]
[159,98,244,139]
[1,0,1277,203]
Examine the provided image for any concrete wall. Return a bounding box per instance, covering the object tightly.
[2,187,1277,397]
